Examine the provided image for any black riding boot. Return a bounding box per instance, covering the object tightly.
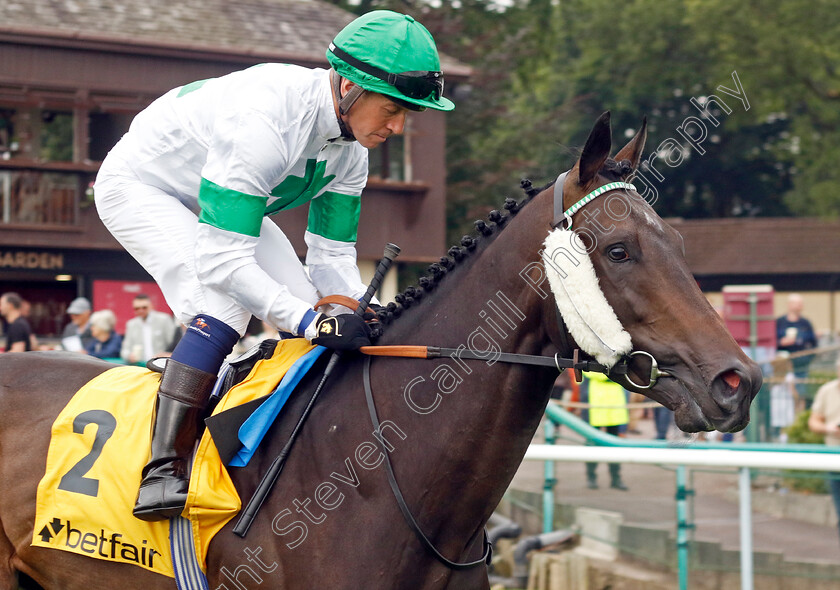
[133,359,216,521]
[609,463,628,491]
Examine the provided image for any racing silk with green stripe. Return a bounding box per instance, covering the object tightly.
[111,64,369,334]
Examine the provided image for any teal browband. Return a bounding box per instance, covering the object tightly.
[552,170,636,230]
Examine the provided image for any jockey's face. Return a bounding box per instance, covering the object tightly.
[340,80,408,149]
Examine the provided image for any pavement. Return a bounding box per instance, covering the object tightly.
[508,416,840,565]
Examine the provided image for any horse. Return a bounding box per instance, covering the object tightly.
[0,112,761,589]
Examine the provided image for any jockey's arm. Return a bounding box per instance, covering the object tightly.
[194,89,372,335]
[304,151,371,304]
[304,197,366,305]
[194,220,313,337]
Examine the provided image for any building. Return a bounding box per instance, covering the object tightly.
[669,217,840,337]
[0,0,469,337]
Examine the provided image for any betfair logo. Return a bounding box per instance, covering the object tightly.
[39,517,162,567]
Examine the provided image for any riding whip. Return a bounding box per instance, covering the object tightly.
[233,243,400,537]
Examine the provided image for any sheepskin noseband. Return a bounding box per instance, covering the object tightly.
[542,228,632,367]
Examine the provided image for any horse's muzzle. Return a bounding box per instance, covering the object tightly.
[707,362,763,432]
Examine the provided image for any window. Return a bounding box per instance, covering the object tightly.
[1,101,138,226]
[367,114,417,182]
[0,109,13,156]
[40,110,74,162]
[368,133,405,180]
[0,108,73,162]
[0,170,80,225]
[89,111,133,162]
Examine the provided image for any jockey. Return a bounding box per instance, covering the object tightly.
[94,10,454,521]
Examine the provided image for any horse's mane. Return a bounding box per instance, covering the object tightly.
[375,178,550,328]
[375,157,630,329]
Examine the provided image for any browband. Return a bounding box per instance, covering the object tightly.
[552,171,636,230]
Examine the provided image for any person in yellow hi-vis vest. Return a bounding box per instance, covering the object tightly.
[582,372,630,490]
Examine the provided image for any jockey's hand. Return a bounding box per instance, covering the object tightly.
[310,313,372,351]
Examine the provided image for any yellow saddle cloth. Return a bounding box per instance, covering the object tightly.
[32,338,317,576]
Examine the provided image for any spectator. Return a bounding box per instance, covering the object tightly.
[807,356,840,543]
[0,292,32,352]
[61,297,93,352]
[777,294,818,354]
[777,293,818,393]
[85,310,123,359]
[582,372,629,490]
[770,371,798,442]
[654,404,673,440]
[120,294,175,364]
[19,298,39,351]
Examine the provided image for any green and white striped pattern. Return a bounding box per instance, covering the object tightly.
[563,182,636,229]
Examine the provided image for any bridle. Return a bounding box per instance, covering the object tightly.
[550,168,672,392]
[355,171,677,571]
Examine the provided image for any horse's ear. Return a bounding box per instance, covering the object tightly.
[578,111,612,187]
[613,116,648,173]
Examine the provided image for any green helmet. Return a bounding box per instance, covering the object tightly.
[327,10,455,112]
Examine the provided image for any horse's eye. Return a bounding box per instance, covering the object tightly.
[607,245,630,262]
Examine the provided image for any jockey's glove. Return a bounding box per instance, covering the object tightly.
[309,312,372,351]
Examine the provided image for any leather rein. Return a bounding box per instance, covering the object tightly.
[314,174,676,568]
[315,173,676,569]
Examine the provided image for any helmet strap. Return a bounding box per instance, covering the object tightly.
[330,70,363,140]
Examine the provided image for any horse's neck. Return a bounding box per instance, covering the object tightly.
[374,201,559,554]
[382,196,553,355]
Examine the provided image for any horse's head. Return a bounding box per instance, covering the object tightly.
[540,112,761,433]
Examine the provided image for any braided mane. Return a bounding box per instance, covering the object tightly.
[373,156,630,331]
[374,178,551,328]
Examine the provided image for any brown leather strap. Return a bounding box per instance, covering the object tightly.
[314,295,375,315]
[360,345,430,359]
[158,358,217,407]
[573,349,583,383]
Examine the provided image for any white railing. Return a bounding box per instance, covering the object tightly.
[523,444,840,590]
[525,445,840,471]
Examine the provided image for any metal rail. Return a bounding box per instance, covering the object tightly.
[531,402,840,590]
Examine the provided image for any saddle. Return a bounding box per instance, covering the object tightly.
[33,337,324,574]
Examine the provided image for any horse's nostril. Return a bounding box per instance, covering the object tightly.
[722,370,741,391]
[710,368,748,414]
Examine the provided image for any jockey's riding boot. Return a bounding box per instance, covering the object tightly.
[609,463,628,491]
[133,359,216,521]
[585,462,598,490]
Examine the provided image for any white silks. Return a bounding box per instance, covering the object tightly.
[542,228,632,367]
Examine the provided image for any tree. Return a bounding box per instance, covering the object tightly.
[325,0,840,240]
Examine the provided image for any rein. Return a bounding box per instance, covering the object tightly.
[363,356,492,570]
[359,344,668,392]
[311,168,678,570]
[320,297,659,386]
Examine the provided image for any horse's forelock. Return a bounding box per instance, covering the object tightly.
[601,158,633,180]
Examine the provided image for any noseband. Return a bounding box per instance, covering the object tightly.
[550,168,672,391]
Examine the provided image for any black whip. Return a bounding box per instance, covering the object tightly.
[233,243,400,537]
